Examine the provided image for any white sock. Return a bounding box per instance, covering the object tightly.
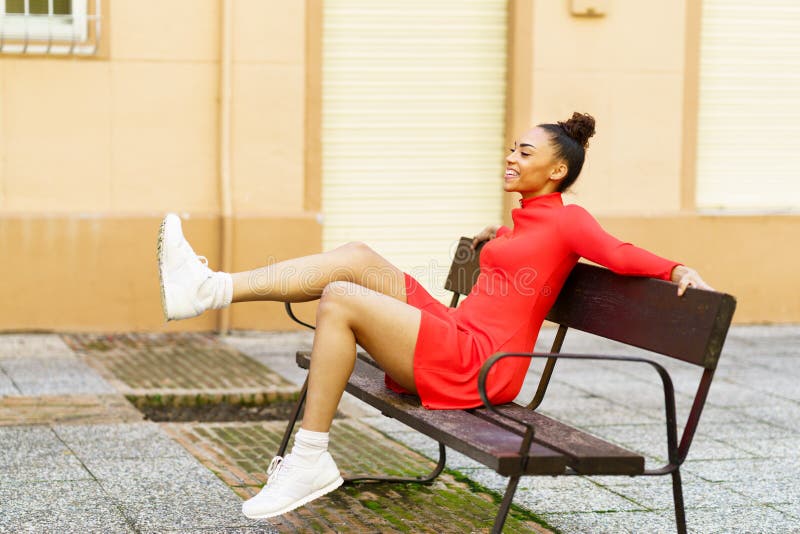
[199,272,233,310]
[290,428,329,463]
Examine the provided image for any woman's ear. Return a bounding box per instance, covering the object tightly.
[549,161,568,181]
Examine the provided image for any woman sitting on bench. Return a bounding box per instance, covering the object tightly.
[157,112,712,520]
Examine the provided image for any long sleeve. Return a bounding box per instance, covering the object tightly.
[558,204,681,281]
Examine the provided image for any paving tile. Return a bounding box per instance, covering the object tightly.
[698,420,799,442]
[0,479,109,516]
[705,379,787,408]
[0,455,91,484]
[542,510,678,534]
[84,454,225,493]
[735,402,800,432]
[0,355,116,395]
[722,477,800,506]
[771,503,799,520]
[581,424,755,464]
[0,368,20,395]
[514,476,645,513]
[0,500,134,534]
[118,493,259,532]
[223,332,313,356]
[682,457,799,483]
[53,422,188,460]
[597,476,752,512]
[0,394,144,427]
[0,425,71,466]
[0,334,75,358]
[681,504,793,533]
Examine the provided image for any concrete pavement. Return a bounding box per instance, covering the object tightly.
[1,325,798,533]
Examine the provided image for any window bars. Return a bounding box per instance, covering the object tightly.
[0,0,101,55]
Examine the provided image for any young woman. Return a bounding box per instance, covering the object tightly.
[157,112,712,519]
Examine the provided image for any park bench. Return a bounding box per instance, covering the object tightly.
[278,237,737,533]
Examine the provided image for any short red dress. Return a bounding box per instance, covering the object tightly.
[385,192,681,410]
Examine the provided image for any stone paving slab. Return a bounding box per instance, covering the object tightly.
[0,500,135,534]
[0,394,143,426]
[0,334,116,396]
[0,419,273,533]
[539,510,678,534]
[53,422,191,460]
[163,418,552,533]
[0,356,117,395]
[0,334,75,358]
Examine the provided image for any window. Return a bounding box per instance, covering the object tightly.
[0,0,99,54]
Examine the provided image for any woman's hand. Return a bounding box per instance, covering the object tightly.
[670,265,714,296]
[471,225,501,250]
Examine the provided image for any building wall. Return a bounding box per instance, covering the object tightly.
[0,0,797,330]
[0,0,321,332]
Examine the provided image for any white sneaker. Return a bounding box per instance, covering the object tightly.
[241,452,343,519]
[157,213,232,321]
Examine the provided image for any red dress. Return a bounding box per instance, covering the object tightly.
[385,192,681,409]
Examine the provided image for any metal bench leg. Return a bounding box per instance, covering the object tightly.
[491,475,521,534]
[344,442,446,485]
[672,468,687,534]
[276,377,308,457]
[277,377,445,485]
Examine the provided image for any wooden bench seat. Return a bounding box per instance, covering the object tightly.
[297,352,568,476]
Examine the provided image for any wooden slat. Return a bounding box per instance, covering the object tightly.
[297,352,565,476]
[473,405,644,475]
[355,351,641,474]
[545,262,737,369]
[444,237,485,296]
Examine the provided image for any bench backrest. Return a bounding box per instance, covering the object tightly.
[445,237,736,370]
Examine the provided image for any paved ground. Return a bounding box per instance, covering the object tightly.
[1,325,799,533]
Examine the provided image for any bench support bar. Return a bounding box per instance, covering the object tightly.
[493,475,521,534]
[672,469,687,534]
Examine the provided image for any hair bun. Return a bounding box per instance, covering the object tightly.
[558,112,596,148]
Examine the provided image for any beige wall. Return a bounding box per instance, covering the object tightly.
[0,0,797,330]
[510,0,799,322]
[0,0,321,332]
[526,0,686,215]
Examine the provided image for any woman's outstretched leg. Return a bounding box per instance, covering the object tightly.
[241,281,422,519]
[231,241,406,303]
[158,213,407,321]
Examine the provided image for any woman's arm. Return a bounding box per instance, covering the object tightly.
[560,204,713,296]
[670,265,714,296]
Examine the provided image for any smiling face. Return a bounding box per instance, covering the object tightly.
[503,127,568,198]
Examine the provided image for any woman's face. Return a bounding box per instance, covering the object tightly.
[503,127,567,198]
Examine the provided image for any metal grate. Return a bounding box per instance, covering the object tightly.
[0,0,101,55]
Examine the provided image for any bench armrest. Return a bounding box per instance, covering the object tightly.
[284,302,316,330]
[478,352,680,475]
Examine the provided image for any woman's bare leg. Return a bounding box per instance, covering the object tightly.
[231,242,407,304]
[302,280,421,432]
[240,279,422,518]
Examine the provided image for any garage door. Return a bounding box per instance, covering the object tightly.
[696,0,800,210]
[322,0,508,300]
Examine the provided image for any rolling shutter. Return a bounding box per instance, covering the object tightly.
[322,0,508,300]
[696,1,800,210]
